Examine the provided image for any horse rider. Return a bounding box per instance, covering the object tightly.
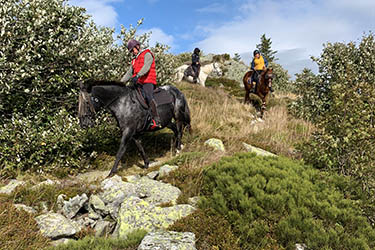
[121,39,161,128]
[191,48,201,83]
[250,49,272,92]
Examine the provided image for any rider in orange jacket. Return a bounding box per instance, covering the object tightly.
[121,39,161,128]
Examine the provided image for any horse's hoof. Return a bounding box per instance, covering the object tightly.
[107,171,116,178]
[176,149,181,155]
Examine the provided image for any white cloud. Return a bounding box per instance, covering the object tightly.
[138,28,176,50]
[196,3,227,13]
[68,0,123,27]
[194,0,374,76]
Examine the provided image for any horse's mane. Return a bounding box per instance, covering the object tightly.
[84,79,128,93]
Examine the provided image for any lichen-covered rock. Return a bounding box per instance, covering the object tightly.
[62,193,88,219]
[76,170,108,183]
[32,179,59,190]
[0,179,25,194]
[134,176,181,205]
[242,143,277,157]
[88,194,108,216]
[14,204,37,214]
[35,213,81,239]
[146,171,159,180]
[117,197,195,238]
[204,138,225,152]
[94,220,115,237]
[158,164,179,178]
[99,175,139,219]
[138,231,196,250]
[187,197,200,207]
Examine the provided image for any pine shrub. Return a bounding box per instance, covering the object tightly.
[200,153,375,249]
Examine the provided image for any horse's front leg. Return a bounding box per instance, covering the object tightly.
[133,137,149,169]
[108,128,134,178]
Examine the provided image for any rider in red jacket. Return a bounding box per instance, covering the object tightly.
[121,39,161,128]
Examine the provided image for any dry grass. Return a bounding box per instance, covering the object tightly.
[178,81,314,158]
[0,202,50,250]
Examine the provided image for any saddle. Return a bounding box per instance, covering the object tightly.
[134,86,174,110]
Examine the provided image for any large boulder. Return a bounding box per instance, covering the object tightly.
[117,196,195,238]
[138,231,196,250]
[134,176,181,205]
[35,213,81,239]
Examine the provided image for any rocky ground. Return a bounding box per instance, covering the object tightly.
[0,137,273,249]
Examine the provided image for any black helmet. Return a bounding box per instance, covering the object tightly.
[253,49,260,56]
[194,48,200,54]
[127,39,140,52]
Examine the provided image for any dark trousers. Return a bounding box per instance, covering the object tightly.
[192,64,200,79]
[141,83,156,105]
[251,70,263,91]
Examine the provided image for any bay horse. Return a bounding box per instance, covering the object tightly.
[243,68,274,117]
[78,80,191,177]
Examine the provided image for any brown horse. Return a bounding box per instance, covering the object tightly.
[243,68,274,116]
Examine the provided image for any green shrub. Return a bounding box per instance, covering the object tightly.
[294,34,375,193]
[0,109,121,178]
[269,61,291,92]
[200,153,375,249]
[0,0,176,175]
[168,209,241,250]
[0,109,85,177]
[288,68,323,122]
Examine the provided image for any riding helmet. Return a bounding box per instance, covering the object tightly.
[127,39,140,52]
[253,49,260,56]
[194,48,200,54]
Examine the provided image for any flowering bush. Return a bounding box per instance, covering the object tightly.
[0,0,176,174]
[292,34,375,193]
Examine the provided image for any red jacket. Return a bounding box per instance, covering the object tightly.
[132,49,157,85]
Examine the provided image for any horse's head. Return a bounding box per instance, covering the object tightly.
[78,81,97,129]
[212,62,223,77]
[263,68,274,90]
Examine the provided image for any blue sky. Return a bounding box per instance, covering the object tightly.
[68,0,375,77]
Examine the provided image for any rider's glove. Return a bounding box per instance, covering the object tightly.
[130,75,139,88]
[131,75,139,84]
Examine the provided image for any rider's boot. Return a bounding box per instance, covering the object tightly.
[150,99,162,128]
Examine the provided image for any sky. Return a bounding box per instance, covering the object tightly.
[68,0,375,77]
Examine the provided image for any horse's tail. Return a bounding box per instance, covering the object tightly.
[178,90,192,133]
[165,85,192,133]
[183,96,192,133]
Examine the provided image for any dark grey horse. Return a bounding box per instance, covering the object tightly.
[78,80,191,177]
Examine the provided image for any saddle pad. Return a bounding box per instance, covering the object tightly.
[134,87,174,109]
[153,88,174,106]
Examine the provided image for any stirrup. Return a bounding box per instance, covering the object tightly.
[150,119,162,130]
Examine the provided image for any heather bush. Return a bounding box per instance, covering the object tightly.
[200,153,375,249]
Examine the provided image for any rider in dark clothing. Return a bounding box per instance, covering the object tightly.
[191,48,201,83]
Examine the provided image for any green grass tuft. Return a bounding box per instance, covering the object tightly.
[49,229,147,250]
